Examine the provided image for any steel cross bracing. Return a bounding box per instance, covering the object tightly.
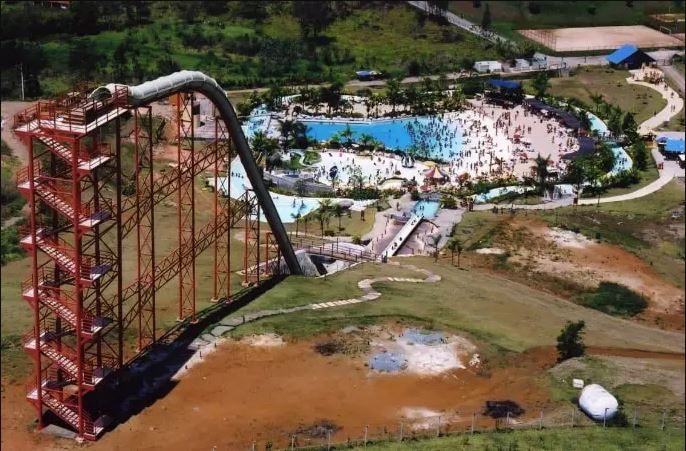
[11,76,296,441]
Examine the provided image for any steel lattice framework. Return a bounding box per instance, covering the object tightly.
[11,75,295,441]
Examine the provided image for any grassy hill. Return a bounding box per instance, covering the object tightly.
[448,1,684,43]
[0,1,499,99]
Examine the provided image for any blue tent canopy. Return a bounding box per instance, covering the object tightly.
[664,138,685,154]
[356,70,373,77]
[606,44,639,64]
[488,79,522,90]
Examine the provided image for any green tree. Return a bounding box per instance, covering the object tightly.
[447,238,463,267]
[532,154,551,195]
[312,208,331,236]
[339,125,355,148]
[631,140,648,171]
[430,234,442,262]
[385,78,403,115]
[590,93,604,114]
[621,112,638,144]
[481,3,491,30]
[532,72,550,99]
[556,320,586,361]
[333,203,345,230]
[250,131,278,169]
[293,1,333,38]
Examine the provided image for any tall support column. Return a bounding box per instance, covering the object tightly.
[71,138,85,437]
[213,116,231,302]
[176,93,196,322]
[242,190,261,286]
[27,136,43,429]
[115,117,124,367]
[134,107,156,350]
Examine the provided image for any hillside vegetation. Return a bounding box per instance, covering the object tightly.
[0,1,499,99]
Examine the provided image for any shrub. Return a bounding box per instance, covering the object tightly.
[581,282,648,317]
[351,235,362,245]
[556,320,586,362]
[410,190,420,201]
[323,229,334,237]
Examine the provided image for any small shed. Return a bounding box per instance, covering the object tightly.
[474,61,503,73]
[606,44,654,70]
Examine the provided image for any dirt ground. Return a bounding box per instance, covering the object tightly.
[499,217,685,331]
[2,327,683,450]
[1,101,33,163]
[1,330,556,451]
[519,25,684,52]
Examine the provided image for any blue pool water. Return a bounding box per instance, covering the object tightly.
[413,200,440,219]
[300,116,462,161]
[217,158,322,223]
[608,142,633,175]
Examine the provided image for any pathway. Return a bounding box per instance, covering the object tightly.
[627,69,684,134]
[662,64,685,96]
[172,261,441,378]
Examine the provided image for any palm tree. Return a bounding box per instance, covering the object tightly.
[250,131,278,169]
[318,198,333,212]
[532,154,551,196]
[340,125,355,148]
[430,234,442,262]
[386,78,402,114]
[302,213,311,234]
[333,203,345,231]
[291,212,301,237]
[447,238,463,267]
[358,133,375,150]
[590,93,604,114]
[312,208,331,236]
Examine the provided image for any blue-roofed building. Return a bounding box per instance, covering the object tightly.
[606,44,654,70]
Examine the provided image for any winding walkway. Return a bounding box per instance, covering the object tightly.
[173,262,441,378]
[626,71,684,134]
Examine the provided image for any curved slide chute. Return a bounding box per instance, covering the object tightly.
[90,71,302,275]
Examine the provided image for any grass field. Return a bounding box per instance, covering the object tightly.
[224,256,684,357]
[360,425,684,450]
[523,66,668,125]
[583,151,660,198]
[447,1,682,46]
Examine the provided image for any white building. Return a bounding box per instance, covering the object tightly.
[474,61,503,73]
[514,59,531,70]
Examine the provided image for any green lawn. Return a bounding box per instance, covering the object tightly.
[360,425,684,450]
[583,151,660,198]
[448,1,681,49]
[523,66,667,125]
[225,256,684,357]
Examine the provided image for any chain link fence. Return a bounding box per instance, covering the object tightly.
[239,404,685,450]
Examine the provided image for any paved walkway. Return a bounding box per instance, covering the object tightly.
[172,261,441,378]
[627,69,684,134]
[662,64,686,96]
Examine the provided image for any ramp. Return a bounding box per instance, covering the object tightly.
[381,213,423,258]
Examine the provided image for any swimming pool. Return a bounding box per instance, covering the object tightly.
[299,116,462,161]
[413,200,440,219]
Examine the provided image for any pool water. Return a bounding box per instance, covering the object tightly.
[413,200,440,219]
[299,116,462,161]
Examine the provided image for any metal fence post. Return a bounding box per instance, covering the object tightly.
[251,441,255,451]
[539,410,544,429]
[603,408,608,428]
[327,430,331,450]
[506,411,510,428]
[633,407,637,428]
[471,412,475,434]
[291,435,295,450]
[399,422,403,442]
[364,425,368,447]
[436,415,441,437]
